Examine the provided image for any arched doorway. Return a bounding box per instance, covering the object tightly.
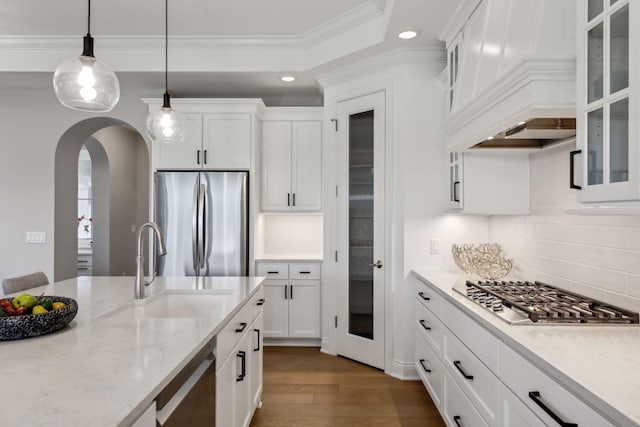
[54,118,150,281]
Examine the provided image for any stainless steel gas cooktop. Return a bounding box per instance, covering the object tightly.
[454,279,640,325]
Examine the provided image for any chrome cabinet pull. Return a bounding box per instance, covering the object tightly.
[529,391,577,427]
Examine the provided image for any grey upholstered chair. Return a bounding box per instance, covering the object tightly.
[2,271,49,295]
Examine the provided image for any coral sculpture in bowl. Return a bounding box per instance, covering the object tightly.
[451,243,513,280]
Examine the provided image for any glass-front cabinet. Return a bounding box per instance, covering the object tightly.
[577,0,636,202]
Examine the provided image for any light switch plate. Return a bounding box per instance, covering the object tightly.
[26,231,46,243]
[430,239,440,254]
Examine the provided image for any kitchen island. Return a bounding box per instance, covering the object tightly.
[412,269,640,427]
[0,275,264,427]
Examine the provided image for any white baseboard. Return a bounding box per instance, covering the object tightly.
[390,359,419,380]
[264,338,321,347]
[320,337,336,356]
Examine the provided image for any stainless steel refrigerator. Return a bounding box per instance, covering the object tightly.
[154,171,248,276]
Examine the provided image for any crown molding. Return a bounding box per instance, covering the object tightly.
[317,47,446,88]
[438,0,482,46]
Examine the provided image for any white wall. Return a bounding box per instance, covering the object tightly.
[0,85,150,283]
[92,126,149,276]
[490,142,640,312]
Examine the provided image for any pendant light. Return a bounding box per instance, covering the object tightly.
[53,0,120,112]
[146,0,186,143]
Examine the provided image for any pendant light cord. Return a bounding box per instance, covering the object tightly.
[87,0,91,35]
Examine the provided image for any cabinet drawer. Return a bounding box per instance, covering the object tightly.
[444,370,489,427]
[289,263,321,280]
[444,331,499,426]
[256,263,289,280]
[415,328,444,409]
[414,275,443,319]
[499,344,612,427]
[415,299,444,353]
[442,299,498,374]
[216,300,253,367]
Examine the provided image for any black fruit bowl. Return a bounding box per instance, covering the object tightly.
[0,296,78,340]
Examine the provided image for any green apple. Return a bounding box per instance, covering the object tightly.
[12,294,37,310]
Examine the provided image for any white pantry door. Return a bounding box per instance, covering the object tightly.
[336,92,386,370]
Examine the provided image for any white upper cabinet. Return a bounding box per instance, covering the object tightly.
[152,113,203,169]
[575,0,635,202]
[261,108,323,212]
[143,99,265,171]
[446,151,530,216]
[203,114,252,170]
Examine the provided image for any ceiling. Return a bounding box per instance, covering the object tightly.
[0,0,465,105]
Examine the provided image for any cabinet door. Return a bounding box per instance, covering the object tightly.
[261,121,293,210]
[250,311,264,410]
[235,332,252,427]
[153,113,203,169]
[216,346,237,427]
[203,114,251,169]
[262,281,289,338]
[447,152,463,210]
[288,280,320,338]
[291,121,322,211]
[500,384,545,427]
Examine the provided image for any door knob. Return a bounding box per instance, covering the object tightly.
[369,260,383,269]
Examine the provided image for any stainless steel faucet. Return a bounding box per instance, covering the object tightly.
[135,222,168,299]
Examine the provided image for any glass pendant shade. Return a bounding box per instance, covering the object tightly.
[53,36,120,112]
[146,94,186,143]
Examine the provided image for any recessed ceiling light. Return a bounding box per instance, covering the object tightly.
[398,30,419,40]
[280,76,296,82]
[487,136,495,140]
[518,121,527,125]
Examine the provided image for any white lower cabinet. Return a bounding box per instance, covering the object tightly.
[499,344,612,427]
[216,288,264,427]
[499,384,545,427]
[443,369,489,427]
[256,261,321,339]
[411,272,613,427]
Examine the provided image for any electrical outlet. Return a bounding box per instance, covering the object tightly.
[430,239,440,254]
[26,231,46,244]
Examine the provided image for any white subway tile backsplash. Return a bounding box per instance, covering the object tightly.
[489,144,640,310]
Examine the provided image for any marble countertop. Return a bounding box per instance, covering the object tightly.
[255,256,323,262]
[0,275,264,427]
[412,269,640,427]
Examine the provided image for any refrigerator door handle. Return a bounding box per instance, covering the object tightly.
[198,183,206,269]
[192,183,199,272]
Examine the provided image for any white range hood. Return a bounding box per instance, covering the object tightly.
[442,0,577,151]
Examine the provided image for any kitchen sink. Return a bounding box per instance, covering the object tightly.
[98,290,231,321]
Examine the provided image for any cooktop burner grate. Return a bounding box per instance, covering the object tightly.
[465,280,640,324]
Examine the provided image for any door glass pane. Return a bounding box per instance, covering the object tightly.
[348,110,374,340]
[588,0,603,21]
[588,23,604,103]
[610,98,629,183]
[610,5,629,94]
[588,108,604,185]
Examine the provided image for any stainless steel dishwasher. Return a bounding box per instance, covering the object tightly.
[155,338,216,426]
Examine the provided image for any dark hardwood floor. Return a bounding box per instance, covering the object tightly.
[249,346,446,427]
